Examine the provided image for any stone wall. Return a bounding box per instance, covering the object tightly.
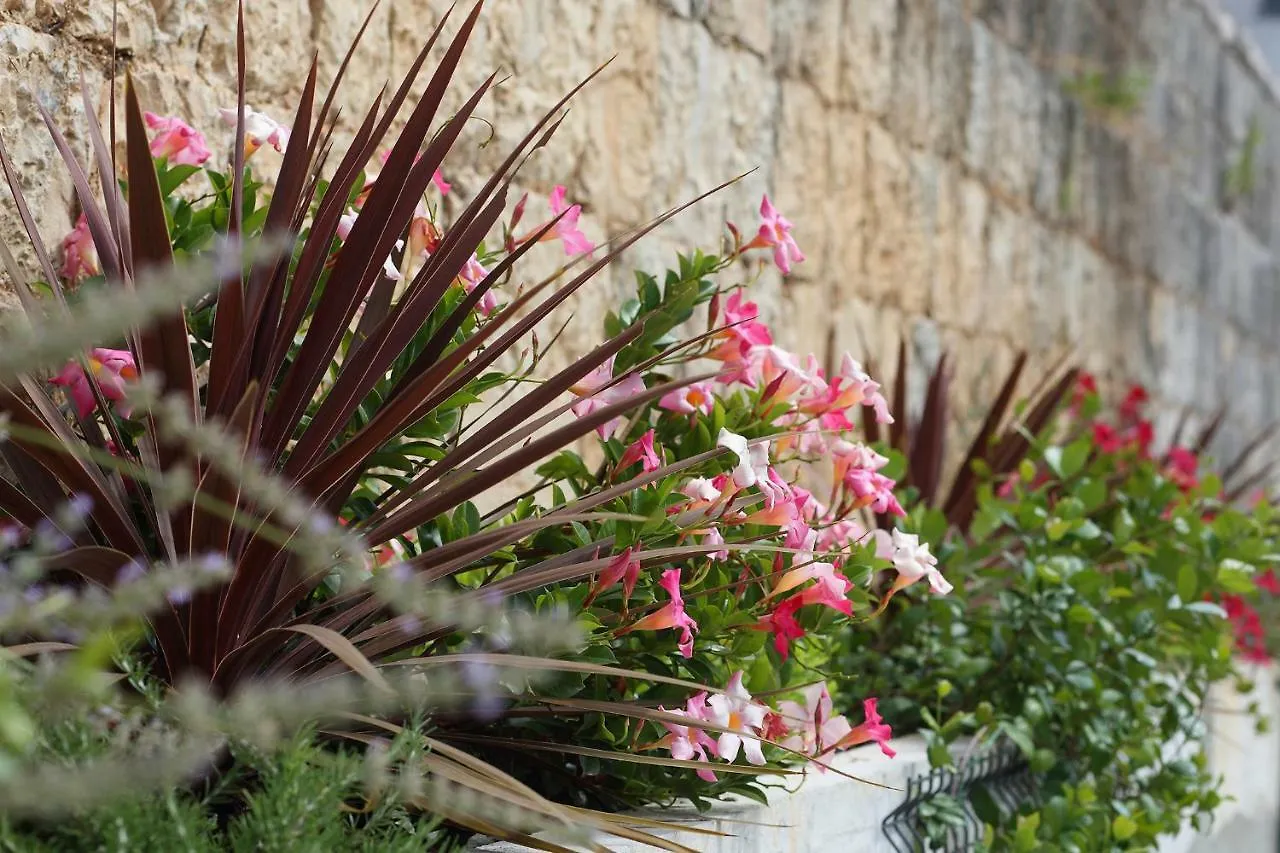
[2,0,1279,464]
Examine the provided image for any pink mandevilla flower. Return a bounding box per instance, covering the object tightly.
[627,568,699,658]
[432,168,452,195]
[458,254,497,316]
[658,692,719,782]
[588,546,642,609]
[659,381,716,416]
[60,214,101,282]
[617,429,662,473]
[807,354,893,424]
[779,682,854,761]
[696,526,729,561]
[707,672,769,765]
[535,185,593,255]
[708,291,773,380]
[49,348,138,419]
[834,698,895,758]
[143,113,212,166]
[747,195,805,275]
[568,355,646,438]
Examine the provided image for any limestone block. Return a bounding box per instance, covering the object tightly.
[702,0,771,60]
[1021,219,1068,351]
[962,19,997,177]
[767,0,841,103]
[1113,276,1155,386]
[927,166,961,321]
[864,123,929,310]
[981,200,1029,337]
[1031,84,1069,224]
[888,0,933,149]
[837,0,897,118]
[901,147,942,317]
[988,36,1042,203]
[927,0,972,158]
[953,176,990,334]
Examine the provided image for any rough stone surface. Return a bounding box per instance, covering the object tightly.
[1,0,1278,462]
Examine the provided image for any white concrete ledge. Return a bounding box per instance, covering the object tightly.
[471,736,933,853]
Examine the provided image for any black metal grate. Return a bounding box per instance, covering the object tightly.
[882,746,1037,852]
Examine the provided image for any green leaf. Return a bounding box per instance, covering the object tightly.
[1043,446,1065,478]
[1046,518,1073,542]
[1015,812,1041,851]
[1066,604,1095,625]
[1113,509,1136,545]
[1177,564,1198,602]
[1218,564,1258,594]
[1111,815,1138,841]
[159,164,202,196]
[1060,438,1091,478]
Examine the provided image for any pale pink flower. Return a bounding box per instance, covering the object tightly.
[143,112,211,166]
[627,568,698,658]
[707,671,769,765]
[832,440,890,485]
[756,347,827,402]
[659,381,716,416]
[618,429,662,473]
[846,468,906,517]
[458,253,496,316]
[697,526,728,561]
[219,105,290,155]
[680,478,722,505]
[747,194,805,275]
[658,692,719,782]
[60,214,100,282]
[778,682,853,760]
[49,348,138,419]
[337,210,403,281]
[569,356,646,438]
[888,530,951,595]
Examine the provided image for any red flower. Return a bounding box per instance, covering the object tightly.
[757,596,805,659]
[1165,447,1199,492]
[1119,384,1149,422]
[1126,420,1154,458]
[1257,569,1280,596]
[1091,423,1123,454]
[1071,373,1098,410]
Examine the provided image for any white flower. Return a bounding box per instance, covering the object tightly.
[681,478,722,503]
[716,428,757,488]
[890,529,952,595]
[219,105,290,154]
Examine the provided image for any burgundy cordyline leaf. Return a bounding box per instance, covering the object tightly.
[942,352,1028,518]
